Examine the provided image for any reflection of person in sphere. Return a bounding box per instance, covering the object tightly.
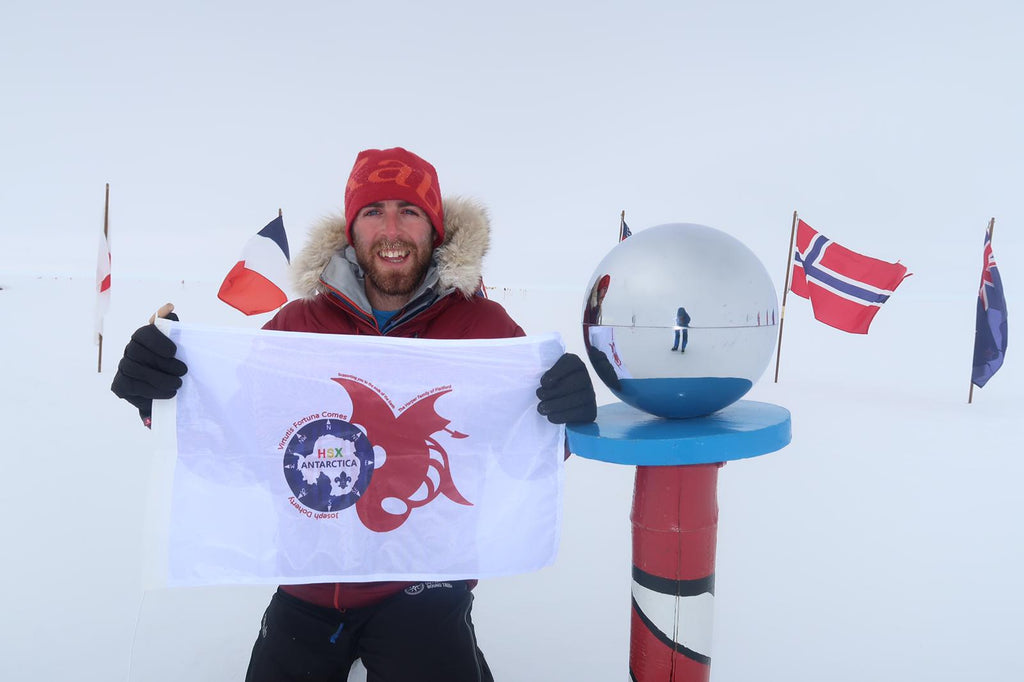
[671,306,690,352]
[583,274,611,325]
[582,274,622,389]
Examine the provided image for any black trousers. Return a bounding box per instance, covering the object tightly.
[245,583,493,682]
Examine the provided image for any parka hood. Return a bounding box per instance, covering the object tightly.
[291,196,490,300]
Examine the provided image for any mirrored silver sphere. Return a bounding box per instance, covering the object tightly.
[583,223,778,418]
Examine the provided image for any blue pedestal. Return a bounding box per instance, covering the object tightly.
[565,399,792,466]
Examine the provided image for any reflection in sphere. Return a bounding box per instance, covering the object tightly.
[583,223,778,418]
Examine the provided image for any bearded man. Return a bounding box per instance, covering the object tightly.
[111,147,597,681]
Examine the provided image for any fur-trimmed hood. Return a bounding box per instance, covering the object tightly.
[291,196,490,300]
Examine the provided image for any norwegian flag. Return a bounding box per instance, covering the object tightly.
[791,219,910,334]
[972,227,1008,388]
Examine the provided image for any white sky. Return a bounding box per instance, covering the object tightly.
[2,2,1023,680]
[3,1,1023,291]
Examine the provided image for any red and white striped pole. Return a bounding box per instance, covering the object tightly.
[630,464,721,682]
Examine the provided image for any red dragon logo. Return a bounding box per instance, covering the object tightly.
[332,376,472,532]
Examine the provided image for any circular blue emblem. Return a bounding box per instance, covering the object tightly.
[283,418,375,513]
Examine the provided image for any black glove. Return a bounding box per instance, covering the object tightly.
[536,352,597,424]
[586,345,622,391]
[110,313,187,424]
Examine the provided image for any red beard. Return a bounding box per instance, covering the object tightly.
[356,238,432,300]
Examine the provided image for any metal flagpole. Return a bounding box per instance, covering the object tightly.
[968,217,996,404]
[277,207,289,308]
[773,210,798,383]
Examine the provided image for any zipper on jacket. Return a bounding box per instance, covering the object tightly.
[380,290,440,335]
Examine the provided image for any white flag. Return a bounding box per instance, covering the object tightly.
[148,322,566,588]
[95,231,111,342]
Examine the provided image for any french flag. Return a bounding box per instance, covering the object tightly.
[218,215,291,315]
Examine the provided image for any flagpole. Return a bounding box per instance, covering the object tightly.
[620,210,625,242]
[98,183,110,373]
[968,216,996,404]
[278,207,285,310]
[773,210,798,382]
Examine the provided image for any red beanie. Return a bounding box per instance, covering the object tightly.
[344,147,445,247]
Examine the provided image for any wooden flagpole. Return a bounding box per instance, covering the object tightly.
[620,210,625,241]
[97,183,110,373]
[968,216,996,404]
[773,210,799,382]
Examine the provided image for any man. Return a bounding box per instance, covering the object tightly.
[671,306,690,352]
[111,147,597,682]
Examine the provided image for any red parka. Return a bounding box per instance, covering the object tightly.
[266,197,524,610]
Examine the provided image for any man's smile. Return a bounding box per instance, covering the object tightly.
[377,246,411,264]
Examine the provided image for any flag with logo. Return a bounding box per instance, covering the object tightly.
[95,231,111,343]
[972,227,1008,388]
[147,323,566,587]
[218,215,291,315]
[791,219,910,334]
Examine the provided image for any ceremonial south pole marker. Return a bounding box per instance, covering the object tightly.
[576,222,792,680]
[567,400,791,682]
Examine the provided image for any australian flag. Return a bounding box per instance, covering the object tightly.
[972,227,1008,388]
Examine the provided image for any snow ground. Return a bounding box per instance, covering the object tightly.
[0,271,1020,682]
